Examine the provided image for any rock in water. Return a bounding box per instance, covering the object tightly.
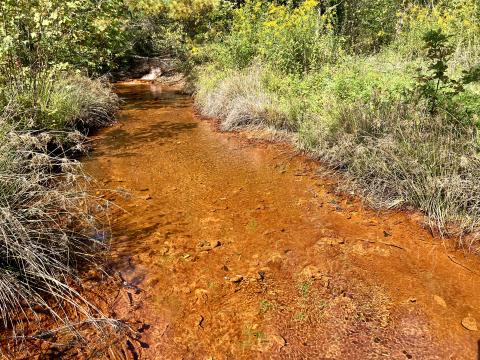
[433,295,447,308]
[461,315,478,331]
[230,275,243,283]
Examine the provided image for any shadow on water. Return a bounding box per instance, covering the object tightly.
[89,82,199,159]
[109,222,163,270]
[92,121,197,158]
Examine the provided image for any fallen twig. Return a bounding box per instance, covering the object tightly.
[446,254,480,277]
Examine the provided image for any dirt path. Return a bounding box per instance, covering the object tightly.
[84,82,480,359]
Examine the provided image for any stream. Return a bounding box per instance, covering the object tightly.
[84,81,480,359]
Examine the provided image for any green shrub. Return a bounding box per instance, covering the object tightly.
[0,70,117,132]
[0,0,131,75]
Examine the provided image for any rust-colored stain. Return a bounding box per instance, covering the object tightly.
[83,82,480,359]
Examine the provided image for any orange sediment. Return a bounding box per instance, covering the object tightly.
[83,82,480,359]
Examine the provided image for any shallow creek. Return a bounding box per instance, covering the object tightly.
[84,81,480,359]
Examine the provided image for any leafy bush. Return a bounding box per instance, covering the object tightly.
[127,0,234,64]
[0,0,131,75]
[414,29,480,118]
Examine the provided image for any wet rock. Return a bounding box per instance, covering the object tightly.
[462,315,478,331]
[433,295,447,308]
[197,241,210,251]
[195,314,204,328]
[315,237,345,246]
[148,249,157,257]
[182,286,193,294]
[159,246,170,256]
[229,275,243,283]
[270,334,286,348]
[319,228,337,237]
[197,240,221,252]
[123,56,174,80]
[266,253,284,268]
[210,240,221,248]
[300,265,325,281]
[194,289,208,304]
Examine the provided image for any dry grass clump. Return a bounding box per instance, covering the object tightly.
[0,124,110,336]
[53,75,119,130]
[195,66,288,131]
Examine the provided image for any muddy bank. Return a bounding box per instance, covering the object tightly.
[84,82,480,359]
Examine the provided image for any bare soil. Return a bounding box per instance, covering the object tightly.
[83,81,480,359]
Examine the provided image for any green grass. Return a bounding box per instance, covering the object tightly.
[1,71,117,132]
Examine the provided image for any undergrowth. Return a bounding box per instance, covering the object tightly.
[0,0,126,355]
[0,71,119,354]
[194,0,480,250]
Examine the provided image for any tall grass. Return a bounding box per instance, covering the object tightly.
[0,71,119,350]
[196,66,291,130]
[194,0,480,250]
[304,96,480,242]
[196,54,480,251]
[1,71,118,132]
